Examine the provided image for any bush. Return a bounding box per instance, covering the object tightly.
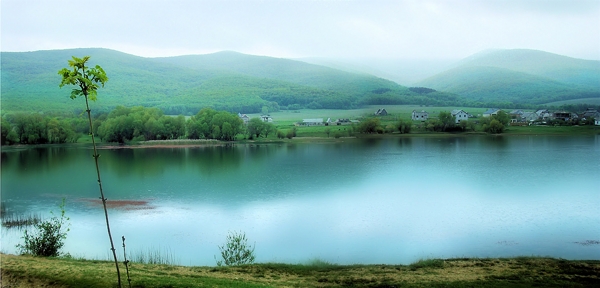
[17,200,70,257]
[484,119,505,134]
[286,130,294,139]
[215,231,256,266]
[396,119,412,134]
[276,130,285,139]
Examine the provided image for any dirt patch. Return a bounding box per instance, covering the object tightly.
[78,198,155,211]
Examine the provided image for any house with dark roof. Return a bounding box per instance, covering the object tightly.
[536,109,552,120]
[260,115,273,122]
[374,108,388,116]
[552,111,573,122]
[483,108,500,117]
[521,112,538,122]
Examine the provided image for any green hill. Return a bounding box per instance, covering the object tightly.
[1,49,457,115]
[417,49,600,105]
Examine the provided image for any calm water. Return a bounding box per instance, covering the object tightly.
[2,136,599,265]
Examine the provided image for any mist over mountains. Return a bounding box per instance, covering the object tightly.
[415,49,600,105]
[0,48,455,114]
[1,48,598,115]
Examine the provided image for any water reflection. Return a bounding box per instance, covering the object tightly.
[1,136,599,265]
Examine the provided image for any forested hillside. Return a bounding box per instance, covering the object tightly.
[1,49,457,115]
[417,49,600,106]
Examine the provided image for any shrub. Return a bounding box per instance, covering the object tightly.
[277,130,285,139]
[396,119,412,134]
[17,199,70,257]
[285,130,295,139]
[215,231,256,266]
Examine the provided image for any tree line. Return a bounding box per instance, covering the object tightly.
[354,110,512,135]
[1,106,283,145]
[1,113,81,145]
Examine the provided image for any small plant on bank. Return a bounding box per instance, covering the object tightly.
[215,231,256,266]
[16,199,70,257]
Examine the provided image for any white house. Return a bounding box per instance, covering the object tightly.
[411,110,429,121]
[451,109,469,124]
[238,113,250,124]
[260,115,273,122]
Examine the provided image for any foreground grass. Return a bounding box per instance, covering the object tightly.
[1,254,599,288]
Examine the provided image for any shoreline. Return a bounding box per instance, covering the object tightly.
[1,127,598,150]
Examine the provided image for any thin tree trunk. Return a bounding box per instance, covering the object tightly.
[84,93,122,288]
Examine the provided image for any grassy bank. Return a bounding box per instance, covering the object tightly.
[1,254,599,287]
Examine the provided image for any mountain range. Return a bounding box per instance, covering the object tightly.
[415,49,600,106]
[1,48,598,115]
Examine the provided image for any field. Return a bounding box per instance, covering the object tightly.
[1,254,599,287]
[233,106,600,139]
[245,105,488,125]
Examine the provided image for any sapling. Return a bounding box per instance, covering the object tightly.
[59,56,121,287]
[215,231,256,266]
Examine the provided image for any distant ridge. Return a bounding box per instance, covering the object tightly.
[417,49,600,105]
[0,48,457,114]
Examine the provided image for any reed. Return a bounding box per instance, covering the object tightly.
[1,212,42,229]
[130,246,178,265]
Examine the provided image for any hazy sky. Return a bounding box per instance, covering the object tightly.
[2,0,599,60]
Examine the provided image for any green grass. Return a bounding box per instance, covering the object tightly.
[2,254,599,288]
[252,105,487,125]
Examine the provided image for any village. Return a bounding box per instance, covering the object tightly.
[240,107,600,127]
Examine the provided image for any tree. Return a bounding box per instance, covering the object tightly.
[1,117,18,145]
[438,111,455,132]
[484,119,505,134]
[59,56,122,287]
[494,110,510,126]
[396,119,412,134]
[263,123,275,138]
[357,118,381,133]
[247,118,265,139]
[277,130,285,139]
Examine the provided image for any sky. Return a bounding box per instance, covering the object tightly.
[1,0,599,60]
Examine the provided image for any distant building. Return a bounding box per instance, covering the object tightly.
[374,108,388,116]
[238,113,250,124]
[521,112,538,122]
[450,109,469,124]
[298,118,324,126]
[483,108,500,117]
[260,115,273,122]
[411,110,429,121]
[580,108,600,125]
[581,108,599,119]
[552,111,572,122]
[536,109,551,120]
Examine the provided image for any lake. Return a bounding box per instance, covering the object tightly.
[1,135,599,266]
